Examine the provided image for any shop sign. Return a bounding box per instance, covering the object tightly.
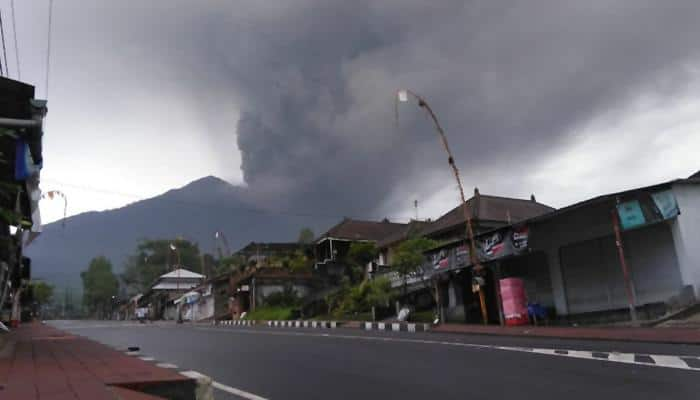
[616,200,645,230]
[651,190,680,220]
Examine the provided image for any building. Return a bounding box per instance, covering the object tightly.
[369,191,553,318]
[374,219,431,270]
[315,218,408,281]
[423,172,700,325]
[233,242,309,266]
[528,174,700,323]
[175,273,235,322]
[139,268,205,320]
[419,188,554,242]
[0,77,47,328]
[228,267,317,319]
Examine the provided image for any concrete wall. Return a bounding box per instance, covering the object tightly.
[671,182,700,298]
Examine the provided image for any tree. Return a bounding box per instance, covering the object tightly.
[334,277,394,320]
[288,250,312,272]
[31,281,54,306]
[392,237,438,297]
[365,277,394,321]
[297,228,315,244]
[81,256,119,319]
[345,242,378,284]
[122,239,203,295]
[213,254,248,275]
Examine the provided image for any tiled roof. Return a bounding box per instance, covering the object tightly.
[318,218,408,242]
[376,220,432,248]
[420,194,555,237]
[159,268,205,279]
[235,242,303,254]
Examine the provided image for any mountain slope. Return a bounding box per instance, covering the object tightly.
[25,176,334,290]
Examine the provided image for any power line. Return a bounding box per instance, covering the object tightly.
[40,178,415,223]
[0,10,10,78]
[45,0,53,98]
[10,0,20,79]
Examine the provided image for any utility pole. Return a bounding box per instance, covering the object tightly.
[397,89,487,324]
[171,243,183,323]
[611,207,638,324]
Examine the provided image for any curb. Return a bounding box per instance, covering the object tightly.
[212,320,339,329]
[180,370,214,400]
[431,325,700,345]
[215,320,257,327]
[364,322,431,332]
[266,320,338,329]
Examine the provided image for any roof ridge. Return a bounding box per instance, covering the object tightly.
[342,218,408,225]
[477,193,554,207]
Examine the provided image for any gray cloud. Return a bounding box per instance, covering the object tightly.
[227,0,700,217]
[15,0,700,224]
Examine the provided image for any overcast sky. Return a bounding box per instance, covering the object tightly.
[7,1,700,226]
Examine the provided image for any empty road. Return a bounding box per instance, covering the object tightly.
[49,320,700,400]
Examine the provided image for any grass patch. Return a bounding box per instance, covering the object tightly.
[313,312,374,321]
[244,306,295,321]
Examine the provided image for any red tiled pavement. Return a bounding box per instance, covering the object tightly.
[110,387,169,400]
[432,323,700,344]
[0,322,194,400]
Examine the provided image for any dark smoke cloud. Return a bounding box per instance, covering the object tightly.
[22,0,700,222]
[226,0,700,218]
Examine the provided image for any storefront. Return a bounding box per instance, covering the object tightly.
[422,177,699,325]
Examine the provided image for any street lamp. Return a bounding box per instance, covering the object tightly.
[396,89,488,324]
[170,243,184,323]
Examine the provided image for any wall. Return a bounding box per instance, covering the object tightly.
[213,282,230,318]
[255,282,311,306]
[671,182,700,298]
[530,199,685,316]
[193,296,215,321]
[558,223,682,314]
[500,252,554,308]
[529,200,621,315]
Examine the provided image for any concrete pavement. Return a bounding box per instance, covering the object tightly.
[50,320,700,400]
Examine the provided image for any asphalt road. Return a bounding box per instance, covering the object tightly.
[49,320,700,400]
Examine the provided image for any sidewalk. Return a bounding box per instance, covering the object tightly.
[0,322,195,400]
[432,323,700,344]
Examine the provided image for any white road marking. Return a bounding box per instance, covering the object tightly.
[193,326,700,372]
[568,350,594,359]
[181,370,270,400]
[139,356,155,361]
[531,348,558,356]
[125,351,140,356]
[156,363,178,369]
[212,381,269,400]
[650,355,689,369]
[608,352,635,363]
[60,323,145,330]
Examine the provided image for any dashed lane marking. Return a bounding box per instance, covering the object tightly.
[155,363,178,369]
[195,326,700,372]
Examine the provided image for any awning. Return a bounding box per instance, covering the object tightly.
[174,291,200,305]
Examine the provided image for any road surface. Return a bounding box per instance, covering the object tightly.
[49,320,700,400]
